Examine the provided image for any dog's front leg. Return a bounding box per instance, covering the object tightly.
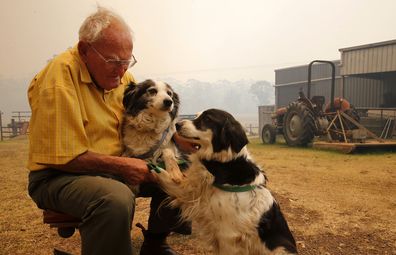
[161,148,184,184]
[151,163,186,200]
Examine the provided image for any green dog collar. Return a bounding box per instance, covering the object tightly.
[147,159,188,173]
[213,183,257,192]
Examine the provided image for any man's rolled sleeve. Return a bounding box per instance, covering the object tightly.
[29,85,89,167]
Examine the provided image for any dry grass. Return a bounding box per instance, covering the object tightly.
[0,136,207,255]
[1,136,395,254]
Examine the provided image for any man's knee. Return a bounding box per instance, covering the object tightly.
[71,176,136,224]
[92,182,136,219]
[78,180,135,255]
[102,192,135,219]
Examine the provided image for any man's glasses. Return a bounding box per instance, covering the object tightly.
[89,44,137,69]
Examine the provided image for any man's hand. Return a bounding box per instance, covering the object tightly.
[120,157,158,185]
[51,151,157,186]
[172,133,200,154]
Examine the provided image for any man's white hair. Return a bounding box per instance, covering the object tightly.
[79,6,133,43]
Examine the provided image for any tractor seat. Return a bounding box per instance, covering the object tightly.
[43,210,81,238]
[311,96,325,109]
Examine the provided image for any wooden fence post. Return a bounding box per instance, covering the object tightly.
[11,119,18,137]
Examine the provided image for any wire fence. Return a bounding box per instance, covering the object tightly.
[0,111,31,141]
[0,111,260,141]
[245,124,259,137]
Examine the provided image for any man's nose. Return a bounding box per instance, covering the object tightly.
[115,65,128,76]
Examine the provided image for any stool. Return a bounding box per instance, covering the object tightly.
[43,210,81,238]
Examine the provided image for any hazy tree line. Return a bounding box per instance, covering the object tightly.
[0,76,274,124]
[160,78,275,118]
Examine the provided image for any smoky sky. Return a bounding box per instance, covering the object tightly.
[1,0,396,83]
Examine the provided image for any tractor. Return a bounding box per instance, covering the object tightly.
[262,60,362,146]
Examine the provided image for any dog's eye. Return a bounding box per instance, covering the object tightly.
[147,88,157,96]
[167,91,173,97]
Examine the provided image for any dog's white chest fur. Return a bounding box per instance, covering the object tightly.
[206,190,275,254]
[163,161,276,255]
[122,112,174,160]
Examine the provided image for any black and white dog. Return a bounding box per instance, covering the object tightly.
[122,79,183,182]
[153,109,297,255]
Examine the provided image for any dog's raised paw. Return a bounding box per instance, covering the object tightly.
[170,173,185,184]
[150,167,174,185]
[167,167,185,184]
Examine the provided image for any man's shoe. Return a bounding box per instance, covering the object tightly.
[172,221,192,236]
[137,223,179,255]
[139,238,178,255]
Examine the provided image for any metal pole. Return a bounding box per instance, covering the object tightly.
[307,62,313,99]
[0,111,3,141]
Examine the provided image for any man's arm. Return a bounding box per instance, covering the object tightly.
[50,151,157,185]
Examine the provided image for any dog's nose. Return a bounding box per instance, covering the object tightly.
[175,122,181,131]
[163,99,173,108]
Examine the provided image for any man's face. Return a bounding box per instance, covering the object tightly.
[79,22,133,90]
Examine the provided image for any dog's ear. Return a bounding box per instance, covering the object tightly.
[123,82,140,116]
[170,91,180,119]
[123,82,137,108]
[213,118,249,153]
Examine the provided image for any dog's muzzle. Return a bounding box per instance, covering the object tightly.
[162,99,173,110]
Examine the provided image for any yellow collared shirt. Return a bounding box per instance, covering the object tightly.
[27,45,134,171]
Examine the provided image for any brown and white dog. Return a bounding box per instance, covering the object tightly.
[153,109,297,255]
[121,79,183,182]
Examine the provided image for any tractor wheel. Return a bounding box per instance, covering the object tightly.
[283,101,316,146]
[262,124,277,144]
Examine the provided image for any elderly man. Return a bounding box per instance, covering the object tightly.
[27,7,188,255]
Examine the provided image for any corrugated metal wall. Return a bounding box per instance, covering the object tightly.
[274,61,394,108]
[340,40,396,75]
[276,60,341,85]
[275,75,396,108]
[275,78,343,108]
[343,76,384,107]
[275,61,342,108]
[383,73,396,107]
[345,73,396,108]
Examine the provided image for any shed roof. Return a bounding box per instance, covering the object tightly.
[339,39,396,52]
[339,39,396,75]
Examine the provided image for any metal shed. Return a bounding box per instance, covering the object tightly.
[339,39,396,75]
[339,39,396,108]
[273,39,396,110]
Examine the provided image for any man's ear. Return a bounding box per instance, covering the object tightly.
[78,41,89,63]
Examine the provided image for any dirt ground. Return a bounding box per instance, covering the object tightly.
[0,136,395,255]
